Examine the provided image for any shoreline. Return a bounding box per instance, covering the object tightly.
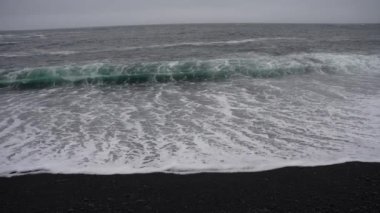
[1,161,380,212]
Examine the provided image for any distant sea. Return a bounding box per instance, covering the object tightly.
[0,24,379,176]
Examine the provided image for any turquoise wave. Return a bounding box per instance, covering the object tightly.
[1,54,378,89]
[0,60,316,89]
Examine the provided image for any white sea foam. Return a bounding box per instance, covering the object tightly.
[101,37,304,52]
[0,53,379,176]
[147,37,303,48]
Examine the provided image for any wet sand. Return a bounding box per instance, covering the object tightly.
[1,162,380,212]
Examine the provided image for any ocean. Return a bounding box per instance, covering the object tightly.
[0,24,379,176]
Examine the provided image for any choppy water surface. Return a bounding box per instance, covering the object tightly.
[0,24,379,176]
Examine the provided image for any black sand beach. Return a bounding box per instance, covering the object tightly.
[1,162,380,212]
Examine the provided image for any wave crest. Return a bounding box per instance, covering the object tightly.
[0,53,379,89]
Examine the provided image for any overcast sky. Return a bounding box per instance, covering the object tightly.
[1,0,380,30]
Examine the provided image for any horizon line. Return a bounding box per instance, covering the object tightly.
[1,21,380,32]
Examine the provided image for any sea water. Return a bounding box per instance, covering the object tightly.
[0,24,379,176]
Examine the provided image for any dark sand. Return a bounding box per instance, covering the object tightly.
[1,162,380,212]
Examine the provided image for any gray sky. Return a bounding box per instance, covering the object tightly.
[1,0,380,30]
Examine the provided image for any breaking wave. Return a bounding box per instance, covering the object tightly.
[123,37,304,50]
[0,53,379,89]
